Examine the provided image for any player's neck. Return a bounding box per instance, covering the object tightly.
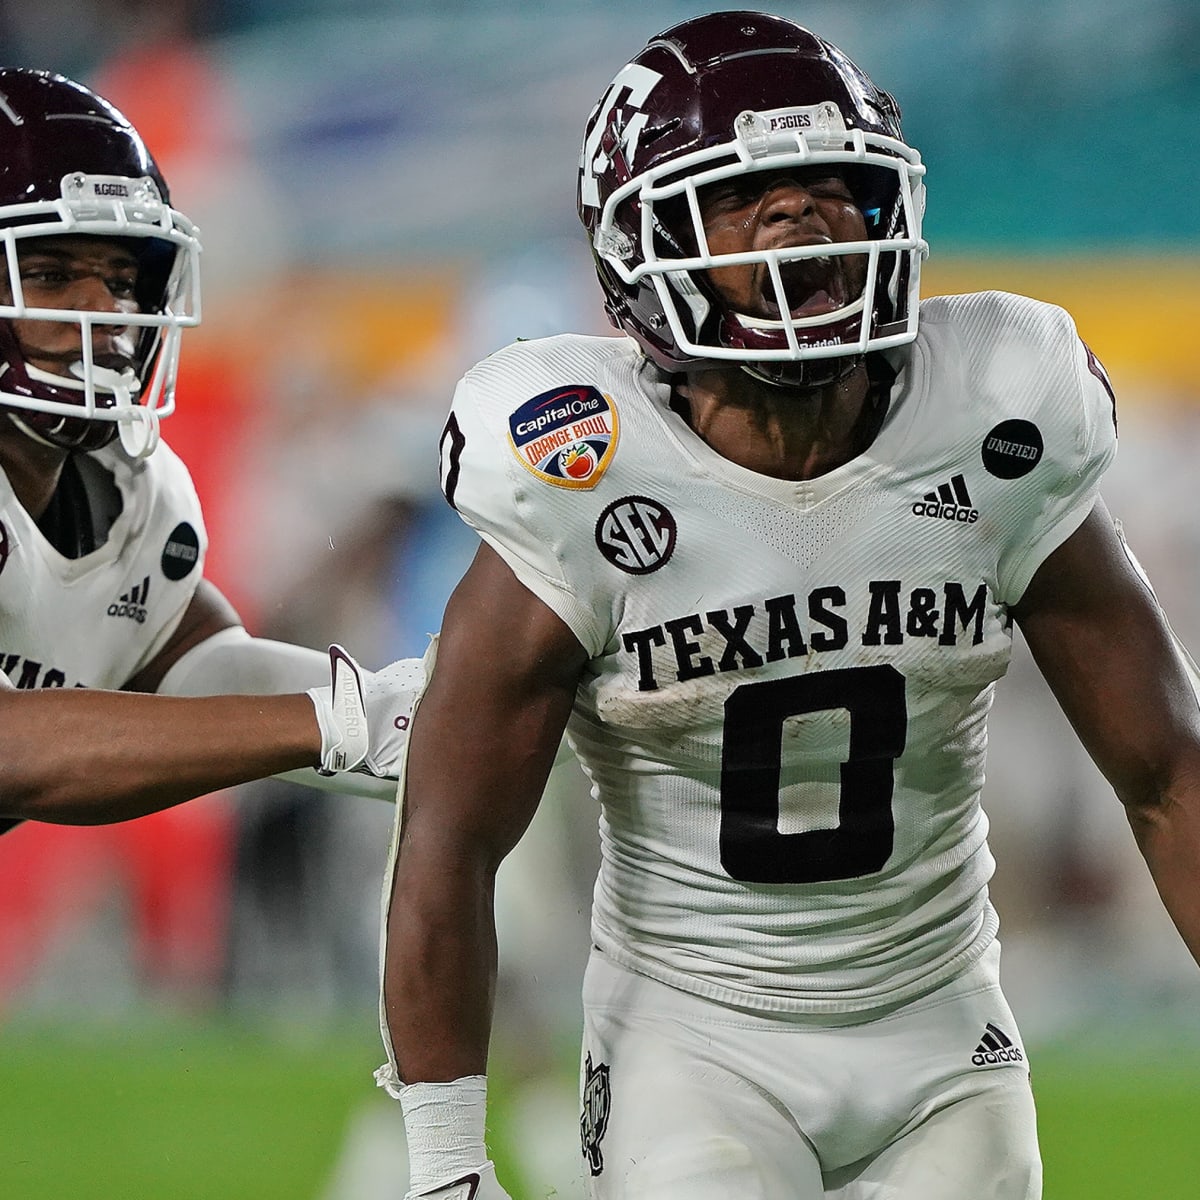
[0,416,70,520]
[672,361,884,481]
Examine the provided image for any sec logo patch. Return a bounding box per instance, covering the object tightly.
[595,496,676,574]
[508,385,618,489]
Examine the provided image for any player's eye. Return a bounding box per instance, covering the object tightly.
[106,276,138,300]
[19,266,70,286]
[700,181,754,213]
[805,176,855,201]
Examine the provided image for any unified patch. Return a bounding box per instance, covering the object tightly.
[981,419,1043,479]
[508,385,618,489]
[161,521,200,581]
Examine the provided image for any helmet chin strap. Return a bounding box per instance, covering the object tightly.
[7,411,63,449]
[8,362,160,459]
[87,363,159,459]
[739,354,863,391]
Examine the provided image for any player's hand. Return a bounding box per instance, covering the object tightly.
[307,646,423,778]
[405,1162,513,1200]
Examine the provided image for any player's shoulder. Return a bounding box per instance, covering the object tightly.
[918,290,1082,361]
[93,437,203,515]
[914,290,1095,418]
[458,333,639,408]
[446,333,643,498]
[95,435,191,479]
[470,330,636,372]
[907,290,1115,487]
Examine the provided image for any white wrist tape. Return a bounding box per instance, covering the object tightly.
[390,1074,489,1193]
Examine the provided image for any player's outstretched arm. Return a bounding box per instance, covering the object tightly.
[0,641,390,825]
[131,579,418,799]
[0,683,321,823]
[1013,497,1200,966]
[379,542,585,1197]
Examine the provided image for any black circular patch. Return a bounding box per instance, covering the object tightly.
[982,420,1044,479]
[595,495,677,575]
[161,521,201,581]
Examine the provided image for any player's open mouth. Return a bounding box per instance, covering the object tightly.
[763,257,848,319]
[738,256,866,333]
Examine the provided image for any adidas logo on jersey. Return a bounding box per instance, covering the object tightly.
[971,1022,1024,1066]
[912,474,979,523]
[108,575,150,624]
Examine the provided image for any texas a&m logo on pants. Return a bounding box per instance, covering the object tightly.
[580,1051,612,1176]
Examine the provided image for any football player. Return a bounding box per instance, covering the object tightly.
[378,12,1200,1200]
[0,67,419,825]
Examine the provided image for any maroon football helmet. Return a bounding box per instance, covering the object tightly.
[578,12,926,384]
[0,68,201,456]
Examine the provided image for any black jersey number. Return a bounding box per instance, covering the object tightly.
[719,666,907,884]
[439,413,466,511]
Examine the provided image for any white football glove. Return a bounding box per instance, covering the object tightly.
[405,1162,512,1200]
[307,645,424,777]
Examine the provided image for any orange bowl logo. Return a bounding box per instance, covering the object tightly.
[560,442,598,480]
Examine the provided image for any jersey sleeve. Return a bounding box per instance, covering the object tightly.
[440,368,610,656]
[123,441,212,678]
[994,307,1118,604]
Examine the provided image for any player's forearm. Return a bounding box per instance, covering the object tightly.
[0,690,320,823]
[383,867,498,1082]
[1124,778,1200,967]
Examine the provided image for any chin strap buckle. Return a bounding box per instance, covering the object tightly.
[87,363,158,459]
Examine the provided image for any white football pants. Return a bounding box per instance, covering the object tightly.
[579,940,1040,1199]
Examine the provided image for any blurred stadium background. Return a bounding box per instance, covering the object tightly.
[0,0,1198,1196]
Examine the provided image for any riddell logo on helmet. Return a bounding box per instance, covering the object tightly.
[93,182,130,197]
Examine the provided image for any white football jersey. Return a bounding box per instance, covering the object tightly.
[0,439,207,691]
[442,291,1117,1014]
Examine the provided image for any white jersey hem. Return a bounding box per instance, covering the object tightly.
[592,906,1001,1021]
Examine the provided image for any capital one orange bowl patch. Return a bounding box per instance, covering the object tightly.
[507,385,619,489]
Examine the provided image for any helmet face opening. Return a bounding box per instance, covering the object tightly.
[0,70,201,456]
[578,13,927,377]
